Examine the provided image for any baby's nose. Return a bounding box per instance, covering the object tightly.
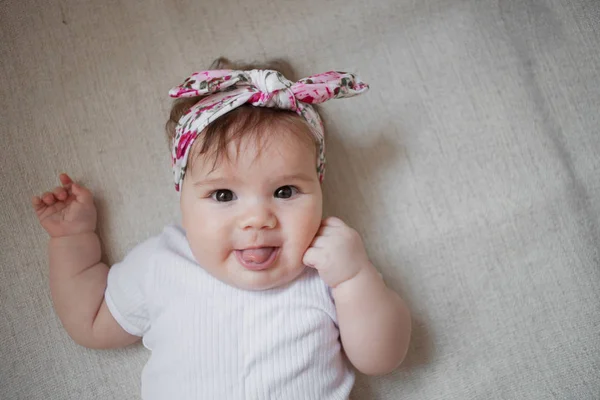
[240,205,277,230]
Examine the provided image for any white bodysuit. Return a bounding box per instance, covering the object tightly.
[105,224,354,400]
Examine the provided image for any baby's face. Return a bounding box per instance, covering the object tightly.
[180,125,322,290]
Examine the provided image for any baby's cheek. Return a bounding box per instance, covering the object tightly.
[295,216,321,251]
[185,224,222,262]
[307,205,323,236]
[200,228,230,256]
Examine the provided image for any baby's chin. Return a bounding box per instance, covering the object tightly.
[233,267,307,291]
[219,257,307,291]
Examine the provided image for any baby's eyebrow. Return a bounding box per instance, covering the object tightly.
[193,177,236,187]
[276,173,315,183]
[193,173,315,187]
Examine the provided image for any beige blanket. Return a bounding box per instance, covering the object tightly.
[1,0,599,398]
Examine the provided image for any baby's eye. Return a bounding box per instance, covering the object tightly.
[211,189,237,202]
[274,185,298,199]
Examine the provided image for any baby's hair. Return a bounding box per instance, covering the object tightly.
[165,57,320,172]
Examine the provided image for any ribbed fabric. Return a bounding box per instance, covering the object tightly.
[105,224,354,400]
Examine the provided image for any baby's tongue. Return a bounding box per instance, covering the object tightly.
[241,247,274,263]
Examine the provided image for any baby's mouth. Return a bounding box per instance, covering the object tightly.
[240,247,275,263]
[235,247,280,271]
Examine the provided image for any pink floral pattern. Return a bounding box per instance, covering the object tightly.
[176,131,195,159]
[169,69,369,191]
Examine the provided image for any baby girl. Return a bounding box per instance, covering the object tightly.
[32,58,411,399]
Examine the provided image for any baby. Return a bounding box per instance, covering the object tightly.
[32,58,411,399]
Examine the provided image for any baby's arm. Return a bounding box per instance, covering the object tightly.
[33,174,139,349]
[332,265,411,375]
[303,217,411,375]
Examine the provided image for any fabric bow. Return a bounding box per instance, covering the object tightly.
[169,69,369,191]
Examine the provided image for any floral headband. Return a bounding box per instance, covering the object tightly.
[169,69,369,191]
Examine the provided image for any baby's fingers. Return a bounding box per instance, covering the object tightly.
[53,186,68,201]
[302,247,322,269]
[322,216,347,227]
[71,182,93,203]
[59,173,73,188]
[31,193,64,218]
[32,195,45,210]
[57,173,93,204]
[40,191,58,206]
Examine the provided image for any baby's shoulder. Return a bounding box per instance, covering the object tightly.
[157,223,188,250]
[152,224,194,259]
[285,269,337,314]
[122,223,193,264]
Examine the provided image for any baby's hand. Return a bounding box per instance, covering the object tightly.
[32,173,97,238]
[303,217,371,288]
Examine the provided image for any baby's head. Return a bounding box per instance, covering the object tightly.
[166,58,367,290]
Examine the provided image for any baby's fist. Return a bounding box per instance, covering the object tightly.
[303,217,371,288]
[32,173,97,238]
